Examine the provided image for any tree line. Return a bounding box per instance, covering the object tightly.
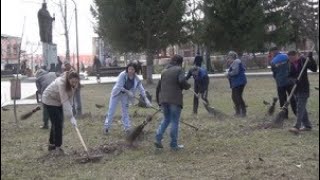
[91,0,319,83]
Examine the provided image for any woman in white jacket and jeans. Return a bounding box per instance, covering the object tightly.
[104,63,152,134]
[42,71,79,153]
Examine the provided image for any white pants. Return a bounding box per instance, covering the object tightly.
[104,93,131,130]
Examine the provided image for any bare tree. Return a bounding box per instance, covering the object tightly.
[287,0,319,54]
[59,0,70,61]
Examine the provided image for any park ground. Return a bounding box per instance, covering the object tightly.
[1,74,319,179]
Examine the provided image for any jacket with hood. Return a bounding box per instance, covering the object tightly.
[35,69,57,94]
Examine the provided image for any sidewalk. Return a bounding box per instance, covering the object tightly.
[1,71,318,107]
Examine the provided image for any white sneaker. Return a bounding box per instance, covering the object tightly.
[171,144,184,151]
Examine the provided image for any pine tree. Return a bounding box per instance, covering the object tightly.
[92,0,187,84]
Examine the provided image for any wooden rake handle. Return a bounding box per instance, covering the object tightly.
[189,89,209,105]
[74,126,89,153]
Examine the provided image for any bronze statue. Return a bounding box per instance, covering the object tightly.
[38,2,55,43]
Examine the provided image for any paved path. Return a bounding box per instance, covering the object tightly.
[1,71,318,107]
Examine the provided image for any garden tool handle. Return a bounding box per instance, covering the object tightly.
[75,126,89,153]
[189,89,208,105]
[180,120,199,131]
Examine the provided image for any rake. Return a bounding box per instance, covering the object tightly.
[189,89,216,115]
[74,126,103,163]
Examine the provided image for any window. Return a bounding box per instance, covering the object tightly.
[13,44,18,56]
[7,44,11,57]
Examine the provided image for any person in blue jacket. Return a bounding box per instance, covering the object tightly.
[186,66,210,115]
[269,47,297,119]
[225,51,247,117]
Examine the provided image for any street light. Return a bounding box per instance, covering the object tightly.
[70,0,79,73]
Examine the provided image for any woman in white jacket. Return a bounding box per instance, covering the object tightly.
[42,70,79,153]
[104,63,152,134]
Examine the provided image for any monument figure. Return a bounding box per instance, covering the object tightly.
[38,2,55,43]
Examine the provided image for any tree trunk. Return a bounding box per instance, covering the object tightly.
[61,0,70,62]
[205,47,213,73]
[146,51,154,84]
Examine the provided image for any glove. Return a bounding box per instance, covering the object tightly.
[70,117,77,127]
[126,91,134,98]
[121,88,134,98]
[307,52,313,59]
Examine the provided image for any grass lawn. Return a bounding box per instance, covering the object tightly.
[1,74,319,179]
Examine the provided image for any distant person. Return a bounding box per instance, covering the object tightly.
[287,51,317,133]
[269,47,297,119]
[35,69,57,129]
[93,56,101,74]
[42,71,79,153]
[225,51,247,117]
[136,60,142,75]
[56,56,62,74]
[194,52,203,67]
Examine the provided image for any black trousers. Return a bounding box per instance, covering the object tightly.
[232,85,246,115]
[193,82,209,114]
[45,104,64,147]
[277,85,297,118]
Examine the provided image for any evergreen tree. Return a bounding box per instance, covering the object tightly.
[92,0,187,84]
[203,0,266,54]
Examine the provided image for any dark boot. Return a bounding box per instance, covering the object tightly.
[240,107,247,118]
[234,106,241,117]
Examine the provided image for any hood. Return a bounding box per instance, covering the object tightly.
[36,69,48,78]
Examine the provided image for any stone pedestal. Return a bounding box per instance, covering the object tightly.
[42,43,57,70]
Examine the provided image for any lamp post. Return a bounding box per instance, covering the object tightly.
[70,0,79,73]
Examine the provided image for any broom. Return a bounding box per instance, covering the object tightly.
[126,109,161,144]
[271,55,311,128]
[20,106,41,120]
[267,97,278,116]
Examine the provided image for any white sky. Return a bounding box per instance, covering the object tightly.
[1,0,97,55]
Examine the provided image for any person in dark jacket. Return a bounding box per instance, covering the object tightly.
[225,51,247,117]
[35,69,57,129]
[287,51,318,133]
[194,52,203,67]
[269,47,297,119]
[155,55,191,151]
[186,66,210,115]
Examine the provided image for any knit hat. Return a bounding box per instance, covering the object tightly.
[227,51,238,60]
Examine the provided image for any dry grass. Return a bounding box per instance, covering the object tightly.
[1,75,319,179]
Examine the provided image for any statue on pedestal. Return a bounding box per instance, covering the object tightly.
[38,2,55,43]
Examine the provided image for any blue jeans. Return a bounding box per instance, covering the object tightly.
[104,93,131,130]
[294,93,311,129]
[155,103,182,148]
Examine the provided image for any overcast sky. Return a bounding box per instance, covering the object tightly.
[1,0,97,55]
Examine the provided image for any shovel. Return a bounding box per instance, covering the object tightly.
[74,126,103,163]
